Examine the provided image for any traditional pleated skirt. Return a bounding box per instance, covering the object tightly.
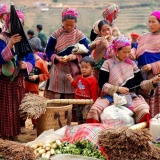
[0,74,25,137]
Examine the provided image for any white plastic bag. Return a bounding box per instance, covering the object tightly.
[100,93,135,127]
[150,113,160,141]
[72,43,89,54]
[27,129,64,146]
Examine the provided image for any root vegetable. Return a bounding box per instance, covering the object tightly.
[45,146,51,151]
[39,149,46,154]
[55,140,62,146]
[50,149,55,155]
[52,143,57,149]
[41,153,46,158]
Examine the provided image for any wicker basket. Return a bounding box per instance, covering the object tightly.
[36,103,72,136]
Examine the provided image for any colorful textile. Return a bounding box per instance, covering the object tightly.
[50,28,86,55]
[0,74,25,136]
[107,36,132,64]
[86,58,154,124]
[2,59,15,76]
[25,58,49,93]
[112,36,131,50]
[133,32,160,117]
[87,97,110,123]
[62,123,110,147]
[150,10,160,21]
[102,3,120,24]
[71,75,98,102]
[135,33,160,59]
[45,27,89,95]
[62,8,78,19]
[0,4,8,17]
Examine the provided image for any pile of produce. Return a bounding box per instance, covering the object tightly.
[31,139,106,160]
[0,140,35,160]
[19,93,48,119]
[99,127,160,160]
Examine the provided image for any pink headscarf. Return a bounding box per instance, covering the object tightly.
[106,36,132,64]
[5,10,25,29]
[62,8,78,19]
[150,10,160,21]
[102,3,120,24]
[0,4,8,17]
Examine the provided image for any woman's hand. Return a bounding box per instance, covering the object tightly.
[142,64,152,71]
[55,55,68,63]
[101,37,109,48]
[19,61,27,69]
[29,75,39,81]
[67,54,77,61]
[152,74,160,84]
[8,34,22,49]
[117,87,129,94]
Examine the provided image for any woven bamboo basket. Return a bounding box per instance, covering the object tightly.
[36,102,72,136]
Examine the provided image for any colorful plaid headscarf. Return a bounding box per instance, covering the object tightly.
[112,36,131,50]
[106,36,132,64]
[0,4,8,17]
[102,3,120,24]
[150,10,160,21]
[62,8,78,19]
[5,10,25,29]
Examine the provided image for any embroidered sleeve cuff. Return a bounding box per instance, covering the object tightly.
[140,79,154,90]
[2,45,14,62]
[51,54,56,63]
[102,83,119,96]
[151,61,160,75]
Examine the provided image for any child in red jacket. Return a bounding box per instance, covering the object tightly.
[67,56,98,124]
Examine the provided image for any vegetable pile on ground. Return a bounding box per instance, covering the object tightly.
[31,139,106,160]
[99,127,160,160]
[0,140,35,160]
[19,93,48,119]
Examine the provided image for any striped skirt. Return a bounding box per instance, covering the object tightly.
[0,74,25,137]
[86,95,150,125]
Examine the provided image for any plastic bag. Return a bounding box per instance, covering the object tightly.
[150,113,160,141]
[100,93,135,127]
[26,129,64,146]
[72,43,89,54]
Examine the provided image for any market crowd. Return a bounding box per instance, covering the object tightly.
[0,3,160,140]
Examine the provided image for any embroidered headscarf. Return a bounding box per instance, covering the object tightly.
[102,3,120,24]
[5,10,25,29]
[0,4,8,17]
[62,8,78,19]
[150,10,160,21]
[106,36,132,64]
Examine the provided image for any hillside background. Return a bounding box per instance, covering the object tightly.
[1,0,160,40]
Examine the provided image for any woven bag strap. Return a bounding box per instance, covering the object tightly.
[54,112,62,128]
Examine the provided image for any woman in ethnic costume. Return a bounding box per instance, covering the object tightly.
[86,36,160,125]
[44,8,89,100]
[0,10,35,140]
[0,4,8,32]
[130,11,160,118]
[89,20,113,81]
[90,3,120,42]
